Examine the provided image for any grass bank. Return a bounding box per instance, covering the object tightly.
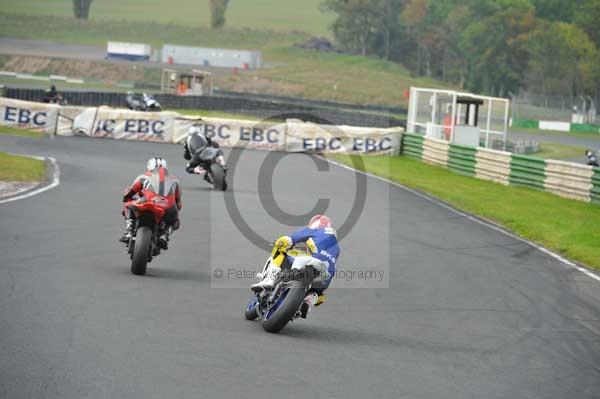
[535,142,587,160]
[0,125,47,138]
[0,13,450,105]
[329,154,600,270]
[0,152,45,181]
[511,127,600,140]
[0,0,333,37]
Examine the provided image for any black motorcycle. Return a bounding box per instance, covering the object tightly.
[126,92,161,112]
[193,146,228,191]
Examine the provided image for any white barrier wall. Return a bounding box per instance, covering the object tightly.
[172,117,288,151]
[286,122,399,155]
[539,121,571,132]
[73,107,177,142]
[475,148,511,185]
[0,97,402,155]
[0,97,59,133]
[422,137,449,167]
[544,160,594,202]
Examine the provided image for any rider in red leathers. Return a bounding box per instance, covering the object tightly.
[119,158,182,249]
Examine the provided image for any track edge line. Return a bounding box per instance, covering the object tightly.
[0,155,60,204]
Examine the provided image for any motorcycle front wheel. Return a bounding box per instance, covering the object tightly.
[261,280,307,333]
[244,296,259,320]
[211,163,227,191]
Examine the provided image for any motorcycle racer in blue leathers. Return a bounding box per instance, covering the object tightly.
[251,215,339,318]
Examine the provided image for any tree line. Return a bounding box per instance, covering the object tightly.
[322,0,600,99]
[70,0,599,99]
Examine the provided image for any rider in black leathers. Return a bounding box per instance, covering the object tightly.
[183,126,222,179]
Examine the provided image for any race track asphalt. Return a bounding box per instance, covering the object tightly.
[1,134,599,399]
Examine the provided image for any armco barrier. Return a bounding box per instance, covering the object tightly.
[512,119,539,129]
[544,160,594,202]
[571,123,600,133]
[4,88,404,129]
[400,133,600,204]
[214,89,408,116]
[448,144,476,177]
[475,149,511,185]
[509,154,546,190]
[592,168,600,203]
[512,118,600,134]
[422,137,448,167]
[401,133,424,159]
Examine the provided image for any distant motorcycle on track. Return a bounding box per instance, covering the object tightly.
[193,145,228,191]
[185,129,228,191]
[586,149,599,167]
[126,92,161,112]
[244,245,320,333]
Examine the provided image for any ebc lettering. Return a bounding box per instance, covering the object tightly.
[95,119,116,134]
[124,119,164,135]
[353,137,391,152]
[4,107,47,126]
[302,137,342,151]
[203,123,231,139]
[239,127,280,143]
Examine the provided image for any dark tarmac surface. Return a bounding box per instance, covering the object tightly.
[1,134,599,398]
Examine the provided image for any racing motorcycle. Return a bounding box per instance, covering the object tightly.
[123,195,171,275]
[126,92,161,112]
[244,246,320,333]
[586,149,599,167]
[193,146,228,191]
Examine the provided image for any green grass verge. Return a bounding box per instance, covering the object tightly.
[534,142,587,160]
[0,76,134,92]
[172,109,265,121]
[0,125,47,138]
[0,151,45,181]
[0,0,334,37]
[511,127,600,139]
[329,154,600,270]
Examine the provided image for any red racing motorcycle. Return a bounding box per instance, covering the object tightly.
[123,195,171,275]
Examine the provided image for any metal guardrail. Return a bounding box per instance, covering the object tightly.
[213,89,408,115]
[592,169,600,203]
[4,88,405,128]
[401,133,600,203]
[448,144,477,177]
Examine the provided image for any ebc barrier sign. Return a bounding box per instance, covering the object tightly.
[172,117,287,151]
[0,98,59,133]
[72,107,176,142]
[0,98,403,154]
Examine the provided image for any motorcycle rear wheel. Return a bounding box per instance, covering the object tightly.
[261,280,307,333]
[131,226,152,275]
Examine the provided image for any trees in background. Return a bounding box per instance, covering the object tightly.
[526,21,598,97]
[72,0,94,19]
[209,0,231,29]
[323,0,600,98]
[320,0,402,56]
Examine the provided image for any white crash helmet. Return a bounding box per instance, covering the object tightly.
[147,157,168,172]
[188,125,202,135]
